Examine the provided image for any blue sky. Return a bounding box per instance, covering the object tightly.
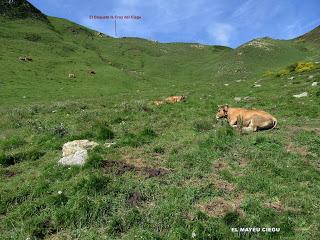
[29,0,320,48]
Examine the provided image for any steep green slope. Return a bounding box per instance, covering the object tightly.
[1,9,318,106]
[214,37,317,82]
[0,15,232,106]
[296,26,320,47]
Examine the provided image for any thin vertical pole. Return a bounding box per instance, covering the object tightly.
[115,19,117,36]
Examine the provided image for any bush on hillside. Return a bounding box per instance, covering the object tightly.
[265,61,316,78]
[295,62,315,72]
[24,33,41,42]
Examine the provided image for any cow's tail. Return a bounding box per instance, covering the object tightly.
[271,118,277,130]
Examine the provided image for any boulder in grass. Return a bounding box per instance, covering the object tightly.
[234,97,242,102]
[293,92,308,98]
[311,82,318,87]
[59,149,88,166]
[58,140,98,166]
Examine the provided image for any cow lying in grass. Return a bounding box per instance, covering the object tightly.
[216,104,277,132]
[153,95,186,106]
[165,95,186,103]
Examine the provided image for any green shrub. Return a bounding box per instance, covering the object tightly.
[96,124,115,140]
[86,151,104,168]
[24,33,41,42]
[1,136,27,150]
[275,69,289,77]
[194,119,213,132]
[140,128,157,138]
[262,70,274,77]
[223,211,240,225]
[0,149,45,166]
[200,124,235,151]
[121,128,157,147]
[287,63,298,72]
[154,146,165,154]
[0,152,6,166]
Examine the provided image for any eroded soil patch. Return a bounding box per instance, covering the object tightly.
[128,191,142,206]
[197,194,244,217]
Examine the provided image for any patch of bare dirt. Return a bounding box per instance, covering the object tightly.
[212,178,236,192]
[213,161,229,171]
[264,199,301,213]
[124,155,146,169]
[287,125,320,134]
[183,174,236,193]
[197,194,244,217]
[128,191,142,206]
[236,156,250,167]
[264,199,285,212]
[144,167,170,178]
[286,143,309,156]
[1,170,16,177]
[103,160,136,175]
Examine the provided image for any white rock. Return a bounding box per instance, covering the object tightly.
[224,83,229,86]
[253,84,261,87]
[58,140,98,166]
[62,140,98,157]
[59,149,88,166]
[234,97,242,102]
[104,142,116,148]
[293,92,308,98]
[312,82,318,86]
[288,76,294,80]
[308,75,314,79]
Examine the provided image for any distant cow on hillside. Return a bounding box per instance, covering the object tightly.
[18,56,32,61]
[68,73,75,78]
[165,95,186,104]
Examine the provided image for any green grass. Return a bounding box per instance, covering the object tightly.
[1,8,320,240]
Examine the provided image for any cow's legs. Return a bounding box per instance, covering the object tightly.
[242,120,256,132]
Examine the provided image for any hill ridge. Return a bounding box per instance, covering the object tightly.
[0,0,47,21]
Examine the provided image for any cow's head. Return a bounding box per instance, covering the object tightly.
[216,104,229,119]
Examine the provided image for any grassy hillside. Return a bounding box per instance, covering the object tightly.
[1,2,320,239]
[296,26,320,47]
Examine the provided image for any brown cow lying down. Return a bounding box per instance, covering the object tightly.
[153,95,186,106]
[165,95,186,103]
[216,104,277,132]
